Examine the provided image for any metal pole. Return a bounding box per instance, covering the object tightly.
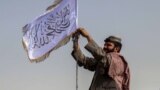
[76,63,78,90]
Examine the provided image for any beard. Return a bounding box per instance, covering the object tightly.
[103,48,115,53]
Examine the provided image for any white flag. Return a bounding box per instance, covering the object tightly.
[22,0,77,62]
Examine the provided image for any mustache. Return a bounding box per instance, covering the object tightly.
[103,48,114,53]
[103,48,108,51]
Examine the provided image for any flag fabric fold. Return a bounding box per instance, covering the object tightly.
[22,0,77,62]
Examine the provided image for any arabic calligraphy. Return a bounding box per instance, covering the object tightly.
[26,4,71,50]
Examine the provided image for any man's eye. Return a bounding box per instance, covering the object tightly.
[107,44,112,46]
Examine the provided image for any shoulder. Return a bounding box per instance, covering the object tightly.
[108,52,120,58]
[107,52,127,63]
[118,54,129,65]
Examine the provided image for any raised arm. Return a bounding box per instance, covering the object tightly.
[77,28,106,59]
[71,31,97,71]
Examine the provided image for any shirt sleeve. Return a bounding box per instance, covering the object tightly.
[85,40,106,60]
[71,49,97,71]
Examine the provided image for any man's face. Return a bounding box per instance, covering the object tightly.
[103,41,115,53]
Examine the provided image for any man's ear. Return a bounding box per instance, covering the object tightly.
[114,47,120,52]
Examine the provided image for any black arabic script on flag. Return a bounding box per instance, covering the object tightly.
[24,4,71,50]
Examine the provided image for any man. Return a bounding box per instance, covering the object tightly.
[71,28,130,90]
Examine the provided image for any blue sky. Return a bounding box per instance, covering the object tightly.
[0,0,160,90]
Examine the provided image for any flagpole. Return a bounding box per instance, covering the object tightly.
[76,63,78,90]
[72,32,79,90]
[76,0,78,90]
